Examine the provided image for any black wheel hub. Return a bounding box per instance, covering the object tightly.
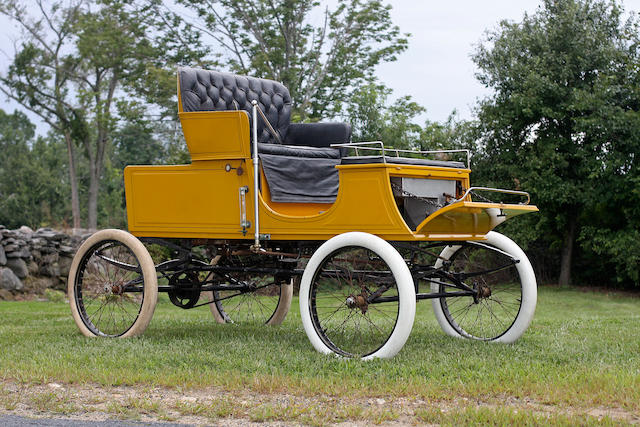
[168,272,201,309]
[345,293,368,314]
[472,281,492,303]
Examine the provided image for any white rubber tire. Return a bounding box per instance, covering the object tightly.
[206,278,293,325]
[68,229,158,338]
[299,232,416,360]
[430,231,537,343]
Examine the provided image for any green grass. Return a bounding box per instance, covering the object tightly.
[1,286,639,424]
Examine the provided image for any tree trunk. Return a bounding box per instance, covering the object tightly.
[558,215,577,287]
[64,131,82,230]
[87,162,99,231]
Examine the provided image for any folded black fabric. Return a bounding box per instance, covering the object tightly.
[259,153,339,203]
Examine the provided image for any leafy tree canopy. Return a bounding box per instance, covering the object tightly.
[175,0,409,120]
[0,110,69,228]
[473,0,640,285]
[346,82,425,149]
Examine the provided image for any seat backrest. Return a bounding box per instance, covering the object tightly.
[178,67,292,143]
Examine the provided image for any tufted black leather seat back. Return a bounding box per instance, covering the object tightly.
[178,67,291,144]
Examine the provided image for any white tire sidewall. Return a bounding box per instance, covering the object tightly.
[299,232,416,359]
[430,231,537,343]
[430,245,463,338]
[67,229,158,338]
[265,278,293,325]
[208,278,293,325]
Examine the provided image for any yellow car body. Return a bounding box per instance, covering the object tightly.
[124,108,537,242]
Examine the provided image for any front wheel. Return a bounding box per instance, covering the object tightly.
[68,229,158,337]
[299,232,416,360]
[430,231,537,343]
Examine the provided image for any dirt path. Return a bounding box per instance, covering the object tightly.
[1,380,637,425]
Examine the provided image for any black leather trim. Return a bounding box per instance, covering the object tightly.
[341,156,466,168]
[258,143,342,159]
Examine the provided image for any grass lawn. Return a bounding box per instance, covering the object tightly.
[0,286,639,425]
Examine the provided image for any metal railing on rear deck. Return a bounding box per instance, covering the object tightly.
[330,141,471,169]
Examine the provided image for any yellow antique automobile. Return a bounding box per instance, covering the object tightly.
[67,67,538,359]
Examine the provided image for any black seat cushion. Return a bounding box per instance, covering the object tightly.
[179,67,292,143]
[179,67,354,150]
[341,156,466,168]
[284,123,351,148]
[258,143,342,159]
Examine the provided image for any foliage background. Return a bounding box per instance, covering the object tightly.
[0,0,638,288]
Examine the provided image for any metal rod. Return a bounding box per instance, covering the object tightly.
[251,100,261,251]
[371,291,475,303]
[369,291,475,304]
[455,186,531,205]
[255,103,282,144]
[184,265,303,275]
[415,291,475,300]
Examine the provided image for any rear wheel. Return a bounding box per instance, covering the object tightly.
[207,276,293,325]
[430,231,537,342]
[300,232,415,359]
[68,229,158,337]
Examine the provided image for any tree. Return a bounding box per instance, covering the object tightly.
[472,0,640,286]
[1,0,205,229]
[420,111,479,152]
[0,110,70,228]
[346,82,425,149]
[175,0,408,120]
[71,0,166,229]
[0,0,84,229]
[0,110,35,227]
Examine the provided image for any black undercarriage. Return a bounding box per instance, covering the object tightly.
[94,238,519,310]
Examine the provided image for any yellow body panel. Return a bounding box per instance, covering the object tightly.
[125,159,538,241]
[178,111,251,161]
[125,160,253,236]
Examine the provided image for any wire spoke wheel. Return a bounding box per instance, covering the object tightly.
[431,231,537,343]
[210,275,292,325]
[206,253,292,326]
[68,229,157,338]
[310,247,400,357]
[300,232,415,359]
[75,241,143,336]
[440,246,521,340]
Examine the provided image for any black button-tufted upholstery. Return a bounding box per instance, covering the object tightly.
[178,67,354,203]
[179,67,292,143]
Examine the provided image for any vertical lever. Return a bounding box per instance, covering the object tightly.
[251,100,261,251]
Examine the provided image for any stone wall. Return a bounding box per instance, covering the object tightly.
[0,225,87,300]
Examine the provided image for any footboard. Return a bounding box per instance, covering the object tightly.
[415,201,538,239]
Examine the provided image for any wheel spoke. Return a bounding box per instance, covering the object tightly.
[74,240,144,337]
[438,242,524,340]
[309,246,400,358]
[211,262,290,325]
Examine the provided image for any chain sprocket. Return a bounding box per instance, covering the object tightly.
[168,271,201,309]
